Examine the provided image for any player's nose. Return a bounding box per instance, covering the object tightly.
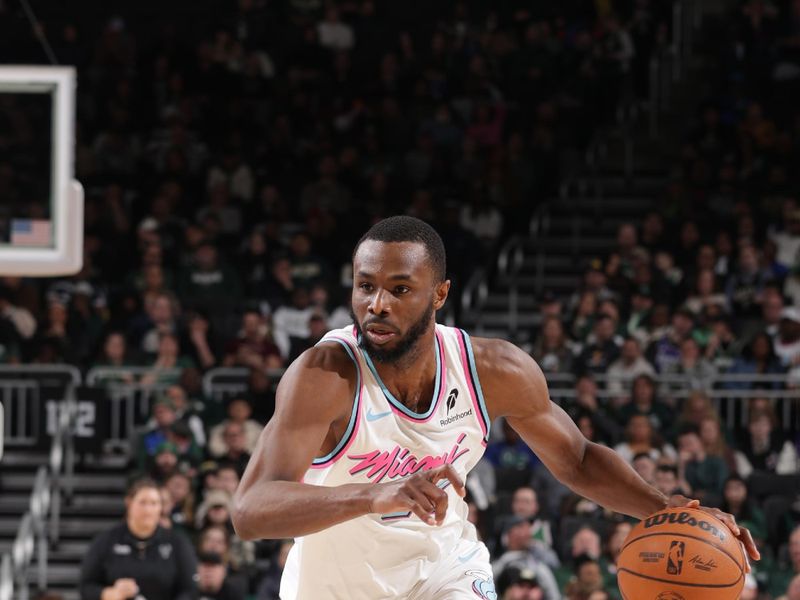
[368,288,390,315]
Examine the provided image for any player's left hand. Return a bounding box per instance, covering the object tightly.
[668,495,760,569]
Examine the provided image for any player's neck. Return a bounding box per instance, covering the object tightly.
[371,331,438,411]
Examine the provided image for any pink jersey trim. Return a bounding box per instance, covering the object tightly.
[309,335,364,469]
[456,330,489,441]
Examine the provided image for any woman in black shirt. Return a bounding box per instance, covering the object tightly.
[80,478,197,600]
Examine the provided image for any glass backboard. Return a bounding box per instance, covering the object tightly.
[0,66,82,276]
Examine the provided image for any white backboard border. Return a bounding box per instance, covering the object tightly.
[0,66,83,276]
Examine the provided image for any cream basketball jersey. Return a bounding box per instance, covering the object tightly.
[280,324,492,600]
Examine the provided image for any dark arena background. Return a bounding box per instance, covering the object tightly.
[0,0,799,598]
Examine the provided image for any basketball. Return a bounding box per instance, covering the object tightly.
[617,507,745,600]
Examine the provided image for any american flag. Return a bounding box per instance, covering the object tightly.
[10,219,52,247]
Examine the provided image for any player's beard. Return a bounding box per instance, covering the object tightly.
[352,299,435,365]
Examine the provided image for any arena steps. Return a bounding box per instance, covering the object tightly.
[0,492,124,516]
[0,451,132,599]
[0,471,128,494]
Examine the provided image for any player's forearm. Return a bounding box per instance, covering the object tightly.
[568,442,668,520]
[232,480,372,540]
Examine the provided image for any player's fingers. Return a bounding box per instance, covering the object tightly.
[738,527,760,563]
[714,510,740,537]
[405,485,435,514]
[430,465,465,497]
[407,499,436,526]
[418,479,448,524]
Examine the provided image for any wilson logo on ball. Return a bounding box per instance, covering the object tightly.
[643,511,727,542]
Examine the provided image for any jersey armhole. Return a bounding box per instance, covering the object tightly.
[309,337,363,468]
[457,329,491,443]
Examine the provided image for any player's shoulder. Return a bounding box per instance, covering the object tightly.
[469,335,541,379]
[468,335,550,417]
[275,341,358,419]
[284,340,358,382]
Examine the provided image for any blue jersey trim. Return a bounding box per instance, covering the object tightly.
[460,329,491,441]
[311,338,361,465]
[360,334,443,420]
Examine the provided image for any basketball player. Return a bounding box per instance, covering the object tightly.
[232,216,759,599]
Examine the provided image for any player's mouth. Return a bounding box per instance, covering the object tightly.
[365,325,398,345]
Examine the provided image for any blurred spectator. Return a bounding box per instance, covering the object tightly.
[316,6,354,51]
[771,526,800,599]
[575,315,621,377]
[208,397,261,457]
[137,396,177,470]
[725,244,770,320]
[491,516,561,600]
[698,415,738,474]
[660,337,717,395]
[562,555,605,600]
[676,425,729,503]
[164,472,195,529]
[617,375,673,433]
[150,441,181,483]
[213,463,241,498]
[195,551,246,600]
[719,475,768,543]
[136,292,180,355]
[495,565,544,600]
[770,201,800,271]
[603,521,632,586]
[80,478,197,600]
[727,332,785,389]
[734,409,799,478]
[195,489,234,531]
[613,415,676,464]
[531,315,575,375]
[495,487,559,570]
[210,421,251,475]
[164,384,206,447]
[178,243,242,316]
[631,453,656,485]
[222,309,282,370]
[485,419,541,476]
[272,287,316,359]
[140,332,196,386]
[287,312,329,362]
[654,464,690,498]
[255,540,294,600]
[646,308,695,374]
[684,269,729,316]
[775,307,800,373]
[605,337,656,400]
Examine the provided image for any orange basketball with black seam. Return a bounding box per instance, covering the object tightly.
[617,507,745,600]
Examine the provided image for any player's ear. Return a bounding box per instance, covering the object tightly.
[433,279,450,310]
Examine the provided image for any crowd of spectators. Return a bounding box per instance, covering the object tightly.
[1,0,799,598]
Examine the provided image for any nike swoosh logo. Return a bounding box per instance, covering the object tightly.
[457,547,481,563]
[366,408,392,422]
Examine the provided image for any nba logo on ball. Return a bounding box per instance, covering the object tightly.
[667,541,685,575]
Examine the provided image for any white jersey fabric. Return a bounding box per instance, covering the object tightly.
[280,324,494,599]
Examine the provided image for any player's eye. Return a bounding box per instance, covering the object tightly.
[359,282,373,292]
[394,286,410,294]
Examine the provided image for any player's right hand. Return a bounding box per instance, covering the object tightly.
[366,465,466,526]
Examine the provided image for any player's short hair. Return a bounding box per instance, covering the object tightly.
[354,216,447,282]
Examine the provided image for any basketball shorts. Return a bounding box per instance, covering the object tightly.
[411,538,496,600]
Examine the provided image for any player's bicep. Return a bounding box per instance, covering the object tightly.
[240,345,355,486]
[484,341,587,481]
